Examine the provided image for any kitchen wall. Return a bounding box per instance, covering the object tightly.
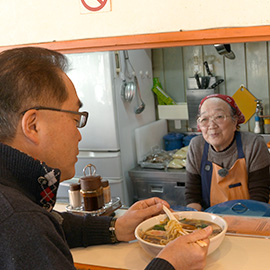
[152,41,270,132]
[1,1,270,47]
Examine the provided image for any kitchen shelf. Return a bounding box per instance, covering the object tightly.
[158,103,188,120]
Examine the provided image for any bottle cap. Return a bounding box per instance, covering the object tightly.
[264,119,270,124]
[69,183,81,191]
[79,175,102,191]
[101,179,109,188]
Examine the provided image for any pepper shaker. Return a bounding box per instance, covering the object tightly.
[101,179,111,205]
[68,183,82,209]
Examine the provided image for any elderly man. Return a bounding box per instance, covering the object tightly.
[0,47,211,270]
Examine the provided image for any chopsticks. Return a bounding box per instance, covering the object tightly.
[162,205,207,247]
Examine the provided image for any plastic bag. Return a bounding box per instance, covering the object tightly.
[172,146,188,159]
[168,158,186,169]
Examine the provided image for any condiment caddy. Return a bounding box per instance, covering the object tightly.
[66,164,122,216]
[66,197,122,216]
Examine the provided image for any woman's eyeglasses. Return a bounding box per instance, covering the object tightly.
[21,106,89,128]
[197,114,231,127]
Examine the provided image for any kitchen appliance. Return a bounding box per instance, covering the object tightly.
[57,49,156,206]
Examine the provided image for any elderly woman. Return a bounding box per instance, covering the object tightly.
[185,94,270,211]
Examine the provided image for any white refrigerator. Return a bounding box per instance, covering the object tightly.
[58,49,156,206]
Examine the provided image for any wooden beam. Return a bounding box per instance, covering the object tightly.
[74,262,122,270]
[1,25,270,54]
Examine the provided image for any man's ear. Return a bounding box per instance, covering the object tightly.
[21,110,40,144]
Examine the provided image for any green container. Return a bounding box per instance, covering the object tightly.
[152,78,176,105]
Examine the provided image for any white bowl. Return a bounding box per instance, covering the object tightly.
[135,211,227,257]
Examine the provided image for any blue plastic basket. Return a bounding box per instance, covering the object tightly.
[163,133,184,151]
[182,134,197,146]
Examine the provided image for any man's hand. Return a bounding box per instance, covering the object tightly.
[157,225,212,270]
[115,197,170,242]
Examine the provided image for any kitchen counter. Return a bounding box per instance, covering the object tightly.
[70,236,270,270]
[129,165,187,177]
[54,203,270,269]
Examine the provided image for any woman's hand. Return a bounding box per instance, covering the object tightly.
[114,197,170,242]
[187,203,202,211]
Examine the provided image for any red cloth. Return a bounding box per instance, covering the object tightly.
[197,94,245,131]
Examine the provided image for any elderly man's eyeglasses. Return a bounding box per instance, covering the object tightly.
[197,114,231,127]
[21,106,89,128]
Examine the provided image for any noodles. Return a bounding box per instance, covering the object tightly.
[161,220,185,245]
[141,218,222,246]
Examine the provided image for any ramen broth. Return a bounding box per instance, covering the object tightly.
[141,218,222,245]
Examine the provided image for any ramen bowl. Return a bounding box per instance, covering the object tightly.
[135,211,227,258]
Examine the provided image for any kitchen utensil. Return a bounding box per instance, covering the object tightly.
[121,80,136,102]
[121,51,136,102]
[162,205,207,247]
[163,205,179,222]
[201,76,210,89]
[232,85,257,124]
[209,79,224,89]
[134,75,145,114]
[214,44,235,60]
[194,73,201,89]
[187,77,216,89]
[203,61,213,76]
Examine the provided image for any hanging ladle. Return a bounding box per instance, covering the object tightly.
[134,75,145,114]
[121,51,136,103]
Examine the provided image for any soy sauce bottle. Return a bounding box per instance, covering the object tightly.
[80,175,104,211]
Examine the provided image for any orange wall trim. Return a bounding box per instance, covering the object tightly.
[1,25,270,54]
[74,262,123,270]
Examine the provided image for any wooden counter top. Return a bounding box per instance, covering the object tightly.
[71,235,270,270]
[54,203,270,269]
[74,263,123,270]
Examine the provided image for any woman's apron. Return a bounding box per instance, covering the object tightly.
[200,131,250,208]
